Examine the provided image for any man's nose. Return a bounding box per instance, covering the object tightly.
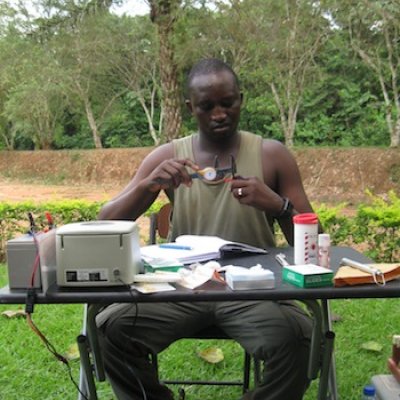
[211,106,227,121]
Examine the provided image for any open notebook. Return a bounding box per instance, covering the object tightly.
[141,235,268,265]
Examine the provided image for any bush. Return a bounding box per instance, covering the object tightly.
[353,191,400,262]
[0,196,398,263]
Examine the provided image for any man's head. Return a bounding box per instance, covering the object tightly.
[185,58,242,143]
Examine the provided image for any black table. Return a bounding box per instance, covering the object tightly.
[0,246,378,304]
[0,247,384,400]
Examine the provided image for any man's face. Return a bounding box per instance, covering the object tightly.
[186,70,242,143]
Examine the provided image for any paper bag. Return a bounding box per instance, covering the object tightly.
[334,263,400,287]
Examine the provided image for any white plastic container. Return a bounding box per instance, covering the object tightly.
[6,229,56,292]
[318,233,331,269]
[293,213,318,265]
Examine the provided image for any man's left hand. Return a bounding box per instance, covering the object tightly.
[230,176,283,215]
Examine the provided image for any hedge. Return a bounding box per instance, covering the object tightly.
[0,192,399,263]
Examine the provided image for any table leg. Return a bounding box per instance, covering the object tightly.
[322,300,339,400]
[77,304,107,400]
[301,299,336,400]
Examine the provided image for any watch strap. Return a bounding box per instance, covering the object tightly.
[276,197,293,218]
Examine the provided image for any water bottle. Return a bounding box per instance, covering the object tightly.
[362,384,376,399]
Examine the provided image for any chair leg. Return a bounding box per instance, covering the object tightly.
[77,334,98,400]
[243,351,251,393]
[254,357,262,387]
[151,351,159,380]
[178,388,186,400]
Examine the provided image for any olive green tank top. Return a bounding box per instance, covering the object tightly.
[170,131,275,248]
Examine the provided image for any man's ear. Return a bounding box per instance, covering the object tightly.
[185,99,193,114]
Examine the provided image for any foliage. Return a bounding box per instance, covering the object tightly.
[0,1,399,148]
[1,197,399,263]
[0,198,166,262]
[353,191,400,262]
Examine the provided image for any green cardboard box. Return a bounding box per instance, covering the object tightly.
[143,258,184,273]
[282,264,334,288]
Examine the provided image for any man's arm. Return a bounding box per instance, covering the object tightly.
[388,358,400,383]
[229,140,317,245]
[98,143,198,221]
[267,141,318,244]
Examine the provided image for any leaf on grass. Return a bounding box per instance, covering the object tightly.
[64,343,80,361]
[197,347,224,364]
[361,341,383,353]
[2,309,26,318]
[330,313,342,323]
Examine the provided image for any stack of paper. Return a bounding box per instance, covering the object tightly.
[140,235,267,265]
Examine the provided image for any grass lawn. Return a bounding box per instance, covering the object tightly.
[1,263,399,400]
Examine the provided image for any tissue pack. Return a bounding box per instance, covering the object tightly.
[225,265,275,290]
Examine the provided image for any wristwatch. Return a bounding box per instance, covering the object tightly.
[277,197,294,218]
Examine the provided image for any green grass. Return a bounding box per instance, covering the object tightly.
[1,263,399,400]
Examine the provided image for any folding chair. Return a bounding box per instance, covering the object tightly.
[76,203,258,399]
[148,202,256,395]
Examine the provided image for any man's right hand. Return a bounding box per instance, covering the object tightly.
[145,158,199,193]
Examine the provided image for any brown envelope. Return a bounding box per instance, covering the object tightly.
[334,264,400,287]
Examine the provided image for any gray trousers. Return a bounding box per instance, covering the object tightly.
[96,300,312,400]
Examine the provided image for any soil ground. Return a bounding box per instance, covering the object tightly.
[1,147,399,204]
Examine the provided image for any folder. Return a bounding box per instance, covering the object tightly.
[334,263,400,287]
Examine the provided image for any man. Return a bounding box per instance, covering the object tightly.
[97,58,317,400]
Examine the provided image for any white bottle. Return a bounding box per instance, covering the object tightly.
[293,213,318,265]
[318,233,331,269]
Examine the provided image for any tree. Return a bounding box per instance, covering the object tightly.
[338,0,400,147]
[52,12,128,148]
[148,0,183,141]
[105,15,164,145]
[176,0,330,146]
[3,42,67,149]
[242,0,329,146]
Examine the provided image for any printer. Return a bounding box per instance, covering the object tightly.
[56,220,142,287]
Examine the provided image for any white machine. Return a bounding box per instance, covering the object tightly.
[56,220,142,287]
[7,229,56,292]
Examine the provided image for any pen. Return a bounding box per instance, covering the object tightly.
[275,253,290,267]
[159,244,193,250]
[340,258,383,276]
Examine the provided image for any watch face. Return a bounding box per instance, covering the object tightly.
[202,167,217,181]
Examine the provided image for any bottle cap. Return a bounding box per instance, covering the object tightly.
[363,385,376,396]
[393,335,400,346]
[293,213,318,225]
[318,233,330,246]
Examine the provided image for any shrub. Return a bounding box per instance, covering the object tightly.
[0,197,398,263]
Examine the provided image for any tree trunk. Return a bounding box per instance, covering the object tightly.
[392,116,400,148]
[150,0,182,142]
[84,97,103,149]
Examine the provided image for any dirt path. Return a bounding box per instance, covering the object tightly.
[0,179,121,202]
[0,178,155,242]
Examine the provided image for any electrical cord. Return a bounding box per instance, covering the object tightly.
[116,278,148,400]
[24,213,89,400]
